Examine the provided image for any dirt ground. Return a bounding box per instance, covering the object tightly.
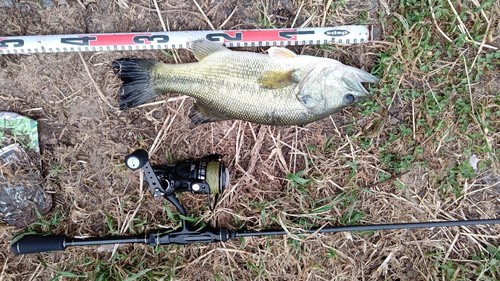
[0,0,498,280]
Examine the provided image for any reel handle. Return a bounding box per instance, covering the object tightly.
[11,234,66,254]
[125,149,149,170]
[125,149,167,198]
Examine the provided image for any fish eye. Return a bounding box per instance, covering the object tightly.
[344,93,355,104]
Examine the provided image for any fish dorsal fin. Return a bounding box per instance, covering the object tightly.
[267,47,297,59]
[189,102,231,124]
[258,70,299,89]
[190,39,230,61]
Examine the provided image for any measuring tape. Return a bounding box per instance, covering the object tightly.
[0,25,373,55]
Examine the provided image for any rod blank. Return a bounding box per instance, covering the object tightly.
[235,219,500,238]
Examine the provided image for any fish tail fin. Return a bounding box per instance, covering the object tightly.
[112,58,160,110]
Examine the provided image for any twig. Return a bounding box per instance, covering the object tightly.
[115,0,129,9]
[445,0,497,50]
[111,190,146,258]
[470,0,491,25]
[76,0,86,9]
[412,97,416,140]
[291,1,304,28]
[321,0,334,27]
[470,14,494,71]
[446,0,473,38]
[299,13,315,28]
[0,256,7,281]
[374,250,397,276]
[133,3,206,19]
[152,0,167,32]
[451,179,500,205]
[135,96,188,108]
[443,232,460,264]
[27,263,43,281]
[219,6,238,29]
[428,0,453,43]
[149,98,186,156]
[461,54,474,114]
[78,52,115,109]
[181,248,216,269]
[192,0,215,30]
[247,126,267,175]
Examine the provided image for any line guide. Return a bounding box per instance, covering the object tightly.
[0,25,373,55]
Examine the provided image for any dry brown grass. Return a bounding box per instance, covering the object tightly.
[0,0,499,280]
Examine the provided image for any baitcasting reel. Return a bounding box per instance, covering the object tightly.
[125,149,229,216]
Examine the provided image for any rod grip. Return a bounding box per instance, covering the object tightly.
[11,235,67,255]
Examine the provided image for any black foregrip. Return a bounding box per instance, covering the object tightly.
[11,235,67,255]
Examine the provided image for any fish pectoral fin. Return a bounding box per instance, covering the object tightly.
[258,70,299,89]
[190,39,230,61]
[189,103,231,124]
[267,47,297,59]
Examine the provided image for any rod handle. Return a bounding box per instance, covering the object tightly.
[11,235,67,255]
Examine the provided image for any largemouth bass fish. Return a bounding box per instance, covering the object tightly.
[112,39,378,125]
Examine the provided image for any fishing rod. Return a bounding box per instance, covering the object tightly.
[0,25,375,55]
[12,220,500,255]
[11,149,500,255]
[12,219,500,255]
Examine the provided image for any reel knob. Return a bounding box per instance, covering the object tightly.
[125,149,149,170]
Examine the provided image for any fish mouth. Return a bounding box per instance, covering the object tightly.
[352,91,370,101]
[342,77,372,97]
[342,66,379,96]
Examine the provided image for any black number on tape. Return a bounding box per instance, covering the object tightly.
[133,35,169,44]
[61,36,97,46]
[0,39,24,48]
[206,33,242,42]
[278,31,314,39]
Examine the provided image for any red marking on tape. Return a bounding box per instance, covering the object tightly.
[90,33,149,46]
[238,29,297,42]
